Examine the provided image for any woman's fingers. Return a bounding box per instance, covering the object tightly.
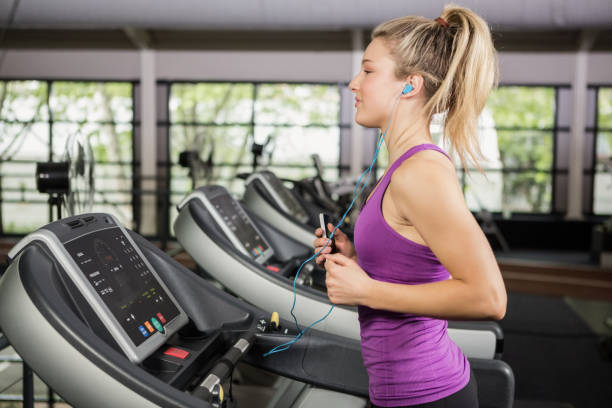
[324,253,351,266]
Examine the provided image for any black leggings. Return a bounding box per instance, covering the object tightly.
[369,371,478,408]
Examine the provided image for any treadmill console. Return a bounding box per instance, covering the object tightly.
[249,171,309,224]
[180,186,274,264]
[64,227,182,348]
[12,214,189,363]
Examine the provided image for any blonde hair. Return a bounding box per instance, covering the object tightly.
[372,4,498,170]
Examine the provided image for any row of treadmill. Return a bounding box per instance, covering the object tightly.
[0,170,515,408]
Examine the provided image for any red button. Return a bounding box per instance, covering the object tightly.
[157,312,166,324]
[266,265,280,273]
[164,347,190,360]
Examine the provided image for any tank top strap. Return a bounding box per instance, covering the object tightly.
[385,143,451,179]
[366,144,450,208]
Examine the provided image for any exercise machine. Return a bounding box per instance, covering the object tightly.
[175,185,505,360]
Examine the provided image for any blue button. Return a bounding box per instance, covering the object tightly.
[138,325,149,337]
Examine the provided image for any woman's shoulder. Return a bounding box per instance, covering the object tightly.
[389,149,461,204]
[395,148,456,184]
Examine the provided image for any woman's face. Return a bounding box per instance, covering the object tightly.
[349,37,405,129]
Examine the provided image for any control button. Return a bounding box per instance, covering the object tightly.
[151,317,163,332]
[144,321,154,333]
[258,245,264,252]
[157,313,166,324]
[266,265,280,273]
[138,325,149,337]
[164,347,189,359]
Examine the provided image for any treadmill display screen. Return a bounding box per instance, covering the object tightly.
[65,227,181,347]
[209,193,270,260]
[262,172,309,222]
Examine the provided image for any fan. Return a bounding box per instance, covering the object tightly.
[35,131,95,220]
[178,133,216,190]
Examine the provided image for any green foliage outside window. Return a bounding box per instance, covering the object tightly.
[0,80,133,234]
[594,88,612,214]
[168,82,341,236]
[377,86,555,213]
[599,88,612,128]
[486,86,555,213]
[169,82,340,196]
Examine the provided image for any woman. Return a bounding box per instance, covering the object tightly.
[313,5,507,408]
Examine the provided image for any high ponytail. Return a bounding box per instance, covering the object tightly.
[372,4,498,170]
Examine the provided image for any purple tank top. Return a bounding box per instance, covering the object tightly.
[354,144,470,407]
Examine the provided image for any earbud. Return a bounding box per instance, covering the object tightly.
[402,84,413,95]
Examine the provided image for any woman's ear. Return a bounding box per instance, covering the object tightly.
[401,74,424,97]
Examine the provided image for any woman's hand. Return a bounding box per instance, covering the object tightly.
[313,223,356,266]
[323,253,373,306]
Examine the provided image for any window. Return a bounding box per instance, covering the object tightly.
[0,80,49,233]
[593,87,612,214]
[374,85,556,215]
[0,80,134,234]
[166,81,341,234]
[485,86,555,214]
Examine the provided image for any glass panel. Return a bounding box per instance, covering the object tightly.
[498,129,553,213]
[53,123,133,163]
[1,160,50,233]
[168,82,342,236]
[0,122,49,161]
[487,86,555,129]
[50,82,133,123]
[375,144,388,179]
[1,161,48,202]
[599,88,612,128]
[497,130,553,170]
[0,80,49,122]
[2,202,49,233]
[254,125,339,167]
[51,122,133,223]
[594,131,612,214]
[170,124,252,198]
[1,81,50,234]
[501,171,552,213]
[465,170,503,212]
[170,124,252,166]
[170,83,254,124]
[255,84,340,126]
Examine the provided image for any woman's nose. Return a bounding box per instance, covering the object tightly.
[349,76,359,93]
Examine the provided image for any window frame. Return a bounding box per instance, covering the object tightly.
[371,83,565,216]
[589,84,612,217]
[160,79,349,238]
[0,77,138,237]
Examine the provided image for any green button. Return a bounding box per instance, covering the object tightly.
[151,317,163,332]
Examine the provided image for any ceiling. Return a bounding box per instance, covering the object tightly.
[1,0,611,52]
[2,0,612,30]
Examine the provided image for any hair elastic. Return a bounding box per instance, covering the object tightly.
[434,17,449,29]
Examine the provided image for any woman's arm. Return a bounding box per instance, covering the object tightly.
[324,153,507,320]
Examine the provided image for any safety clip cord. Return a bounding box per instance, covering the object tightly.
[264,93,403,357]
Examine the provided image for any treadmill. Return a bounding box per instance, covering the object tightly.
[174,185,504,360]
[243,170,323,248]
[0,213,370,408]
[0,213,514,408]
